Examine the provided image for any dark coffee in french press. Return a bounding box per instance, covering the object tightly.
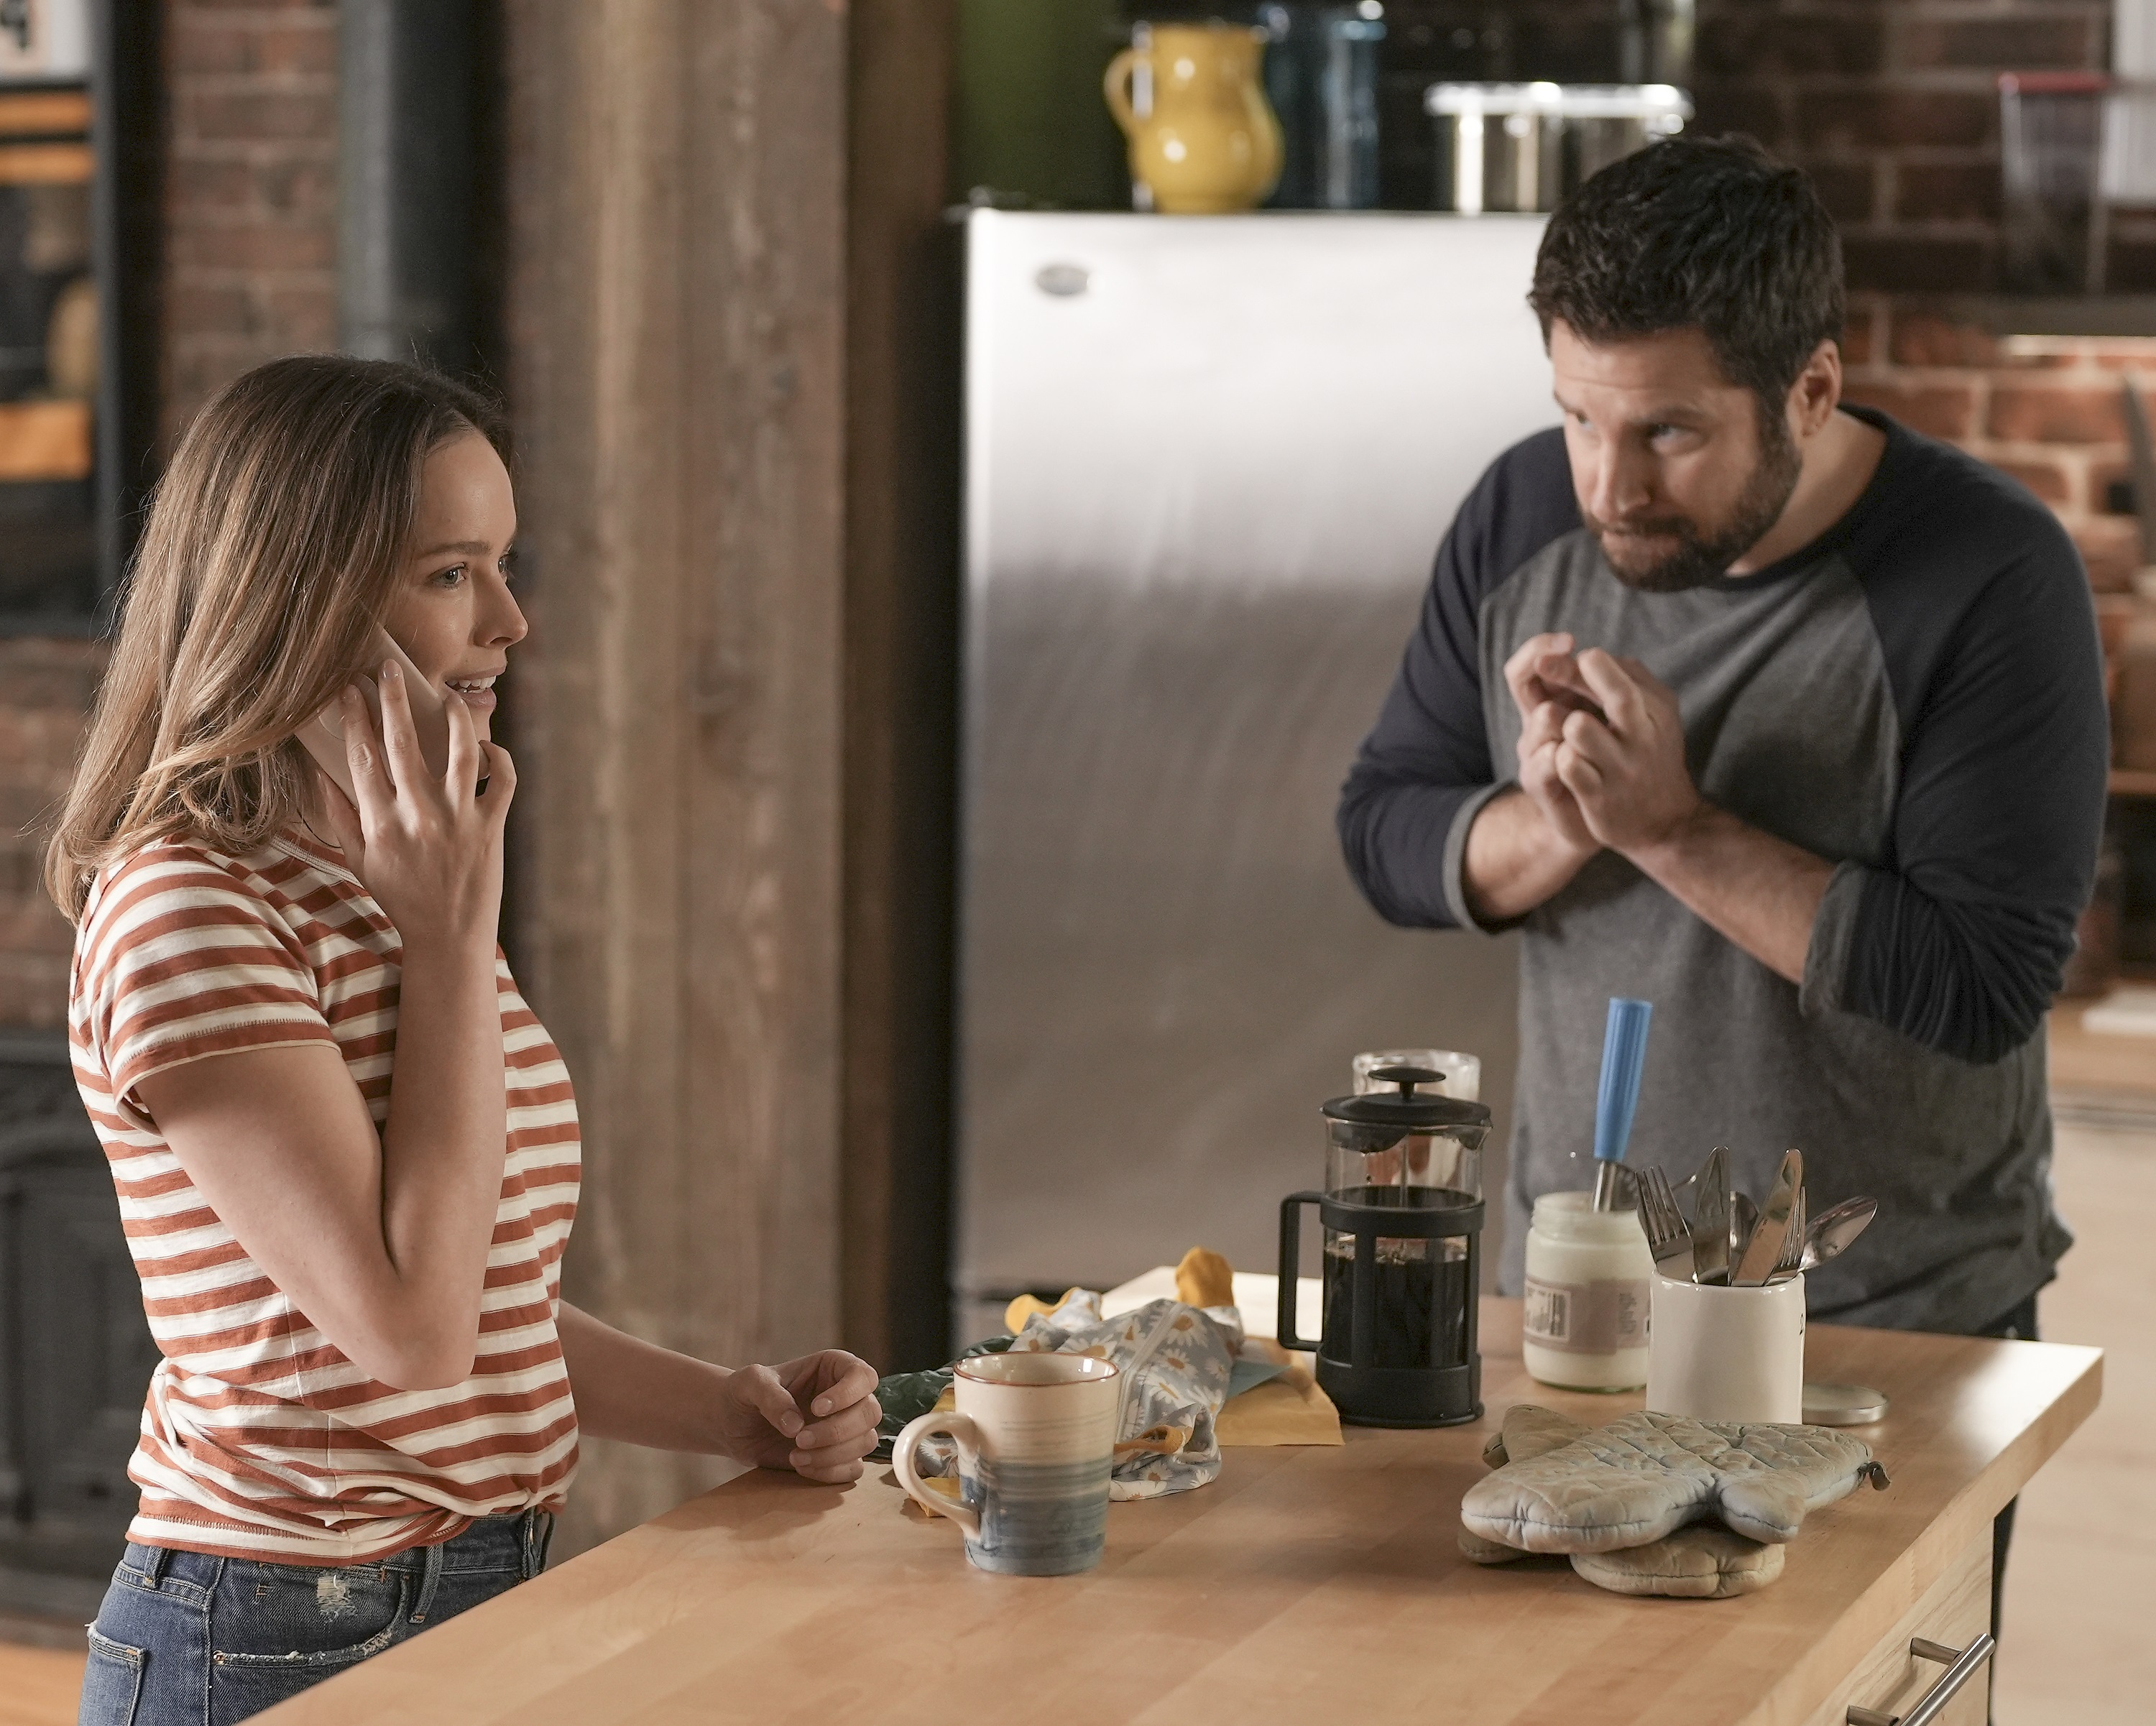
[1277,1066,1491,1427]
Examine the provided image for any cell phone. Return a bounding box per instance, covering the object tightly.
[295,626,455,805]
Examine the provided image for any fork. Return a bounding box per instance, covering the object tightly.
[1767,1186,1808,1283]
[1636,1166,1695,1278]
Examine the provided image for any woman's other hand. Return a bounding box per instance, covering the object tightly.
[315,660,515,957]
[711,1351,883,1482]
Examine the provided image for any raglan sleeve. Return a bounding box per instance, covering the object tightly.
[1337,440,1562,932]
[1803,520,2109,1063]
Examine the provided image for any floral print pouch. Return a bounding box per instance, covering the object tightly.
[1003,1289,1242,1498]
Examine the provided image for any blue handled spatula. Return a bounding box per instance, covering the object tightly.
[1592,997,1653,1212]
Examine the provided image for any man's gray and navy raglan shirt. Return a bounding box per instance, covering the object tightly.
[1337,409,2108,1334]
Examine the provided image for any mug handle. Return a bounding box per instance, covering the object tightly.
[1102,47,1141,140]
[891,1410,982,1538]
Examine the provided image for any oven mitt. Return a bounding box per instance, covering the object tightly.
[1572,1524,1787,1598]
[1462,1405,1888,1554]
[1479,1403,1584,1472]
[1458,1406,1608,1564]
[1457,1406,1788,1594]
[1459,1519,1787,1597]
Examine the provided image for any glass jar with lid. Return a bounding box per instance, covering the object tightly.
[1521,1189,1654,1391]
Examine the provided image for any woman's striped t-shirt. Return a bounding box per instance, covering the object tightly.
[68,829,581,1564]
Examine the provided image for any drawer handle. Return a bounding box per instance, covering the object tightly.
[1846,1632,1995,1726]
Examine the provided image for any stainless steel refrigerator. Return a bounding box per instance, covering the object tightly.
[955,209,1558,1340]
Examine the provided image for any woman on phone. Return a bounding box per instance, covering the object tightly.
[47,356,882,1726]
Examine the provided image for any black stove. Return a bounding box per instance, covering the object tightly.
[0,1030,158,1624]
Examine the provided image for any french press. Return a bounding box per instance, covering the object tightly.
[1278,1066,1491,1427]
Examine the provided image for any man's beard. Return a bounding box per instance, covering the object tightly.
[1585,413,1804,593]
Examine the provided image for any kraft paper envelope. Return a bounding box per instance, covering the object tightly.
[1217,1339,1342,1447]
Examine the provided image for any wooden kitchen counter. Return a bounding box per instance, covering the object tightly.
[262,1302,2100,1726]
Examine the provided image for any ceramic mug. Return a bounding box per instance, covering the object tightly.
[1645,1272,1805,1424]
[892,1352,1120,1576]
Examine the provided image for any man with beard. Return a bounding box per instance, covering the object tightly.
[1337,135,2105,1644]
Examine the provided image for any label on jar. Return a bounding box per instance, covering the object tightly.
[1523,1275,1649,1355]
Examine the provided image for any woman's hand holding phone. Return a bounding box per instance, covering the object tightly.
[315,657,516,957]
[147,657,525,1395]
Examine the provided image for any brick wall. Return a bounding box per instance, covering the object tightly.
[161,0,338,445]
[0,1,338,1029]
[0,642,106,1028]
[1383,0,2118,290]
[1693,0,2116,293]
[1841,295,2148,587]
[1,3,2141,1023]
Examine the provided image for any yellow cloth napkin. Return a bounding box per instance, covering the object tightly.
[1002,1247,1238,1333]
[1003,1286,1085,1334]
[1174,1245,1235,1309]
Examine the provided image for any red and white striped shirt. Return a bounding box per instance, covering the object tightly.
[69,830,580,1564]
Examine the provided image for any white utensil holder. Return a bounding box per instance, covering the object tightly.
[1646,1272,1805,1424]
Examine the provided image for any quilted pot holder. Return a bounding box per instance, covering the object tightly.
[1459,1404,1888,1598]
[1462,1405,1886,1552]
[1571,1524,1787,1598]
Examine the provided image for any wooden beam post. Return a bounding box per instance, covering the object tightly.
[502,0,847,1552]
[842,0,962,1374]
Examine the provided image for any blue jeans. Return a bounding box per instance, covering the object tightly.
[78,1509,553,1726]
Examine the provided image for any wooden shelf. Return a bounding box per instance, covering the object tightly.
[0,142,93,185]
[0,87,91,188]
[2109,768,2156,795]
[0,89,91,134]
[0,400,90,483]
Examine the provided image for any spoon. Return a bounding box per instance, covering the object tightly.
[1797,1195,1876,1271]
[1767,1195,1877,1280]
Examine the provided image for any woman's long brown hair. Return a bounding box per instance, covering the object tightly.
[45,356,507,921]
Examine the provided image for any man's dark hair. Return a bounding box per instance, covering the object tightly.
[1528,134,1844,407]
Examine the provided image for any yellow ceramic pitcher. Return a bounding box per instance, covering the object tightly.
[1104,23,1284,215]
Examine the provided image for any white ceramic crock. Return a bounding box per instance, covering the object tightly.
[1645,1271,1805,1424]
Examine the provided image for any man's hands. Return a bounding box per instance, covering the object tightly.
[1475,632,1830,984]
[1544,647,1703,854]
[1503,633,1600,857]
[1461,634,1614,923]
[1501,634,1703,857]
[1465,633,1704,926]
[709,1350,883,1484]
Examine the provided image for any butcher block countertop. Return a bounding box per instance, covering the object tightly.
[262,1301,2100,1726]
